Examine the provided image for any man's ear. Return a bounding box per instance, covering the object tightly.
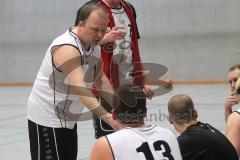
[193,109,198,120]
[79,21,84,27]
[167,114,173,124]
[112,109,117,120]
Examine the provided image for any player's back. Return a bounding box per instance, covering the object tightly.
[106,125,182,160]
[178,122,238,160]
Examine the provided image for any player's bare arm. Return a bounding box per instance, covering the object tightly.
[52,45,119,129]
[94,69,115,107]
[225,112,240,155]
[90,136,113,160]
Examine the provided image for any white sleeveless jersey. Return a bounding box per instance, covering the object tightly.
[111,5,134,86]
[106,125,182,160]
[27,28,101,129]
[236,108,240,114]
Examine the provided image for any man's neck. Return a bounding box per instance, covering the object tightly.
[104,0,121,8]
[72,27,90,51]
[175,120,198,134]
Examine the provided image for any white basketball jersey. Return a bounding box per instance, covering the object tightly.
[106,125,182,160]
[236,108,240,114]
[27,28,101,129]
[111,5,134,86]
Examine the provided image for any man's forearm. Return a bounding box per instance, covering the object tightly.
[95,73,115,108]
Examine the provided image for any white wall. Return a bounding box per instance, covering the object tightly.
[1,0,240,82]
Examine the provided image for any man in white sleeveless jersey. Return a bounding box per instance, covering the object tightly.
[27,2,121,160]
[90,84,182,160]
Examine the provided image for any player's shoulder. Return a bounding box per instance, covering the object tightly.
[90,136,112,160]
[155,125,172,132]
[234,108,240,115]
[96,136,109,146]
[53,29,73,43]
[108,125,175,137]
[124,1,134,8]
[229,111,240,122]
[137,125,175,135]
[51,29,81,52]
[107,127,133,138]
[122,1,137,18]
[177,133,199,150]
[177,127,200,144]
[227,111,240,128]
[154,125,176,136]
[141,125,178,141]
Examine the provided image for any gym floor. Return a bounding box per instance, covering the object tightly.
[0,84,233,160]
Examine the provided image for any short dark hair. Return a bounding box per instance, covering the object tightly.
[74,1,100,26]
[113,84,147,124]
[168,94,197,123]
[229,64,240,72]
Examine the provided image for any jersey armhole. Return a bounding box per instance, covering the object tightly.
[50,44,83,72]
[234,109,240,115]
[125,2,140,39]
[126,2,136,19]
[105,136,116,160]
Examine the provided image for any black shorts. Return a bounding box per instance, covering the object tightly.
[93,98,115,139]
[28,119,77,160]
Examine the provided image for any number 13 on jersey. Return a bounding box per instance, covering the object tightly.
[136,140,174,160]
